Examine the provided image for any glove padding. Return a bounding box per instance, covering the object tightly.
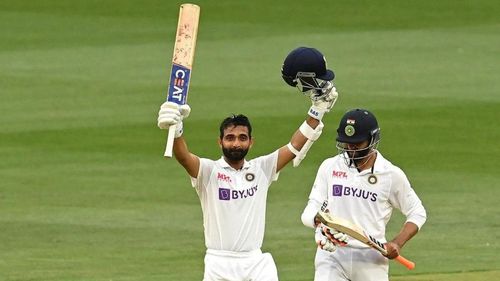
[157,101,191,129]
[315,223,348,252]
[308,82,339,120]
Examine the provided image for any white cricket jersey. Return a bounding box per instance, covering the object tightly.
[190,150,280,252]
[307,151,426,248]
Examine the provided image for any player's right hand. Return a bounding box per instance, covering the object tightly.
[157,102,191,129]
[308,82,339,120]
[315,224,348,252]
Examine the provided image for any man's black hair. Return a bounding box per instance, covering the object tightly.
[219,114,252,139]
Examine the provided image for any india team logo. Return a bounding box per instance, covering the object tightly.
[345,125,355,137]
[245,173,255,182]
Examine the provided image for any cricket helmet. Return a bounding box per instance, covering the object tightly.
[336,109,380,144]
[336,109,381,168]
[281,47,335,93]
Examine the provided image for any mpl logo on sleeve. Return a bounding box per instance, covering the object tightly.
[167,63,191,104]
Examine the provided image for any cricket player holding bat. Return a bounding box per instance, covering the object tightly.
[158,47,343,280]
[300,108,427,281]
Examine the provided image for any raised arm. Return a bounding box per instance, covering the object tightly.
[276,83,338,172]
[158,102,200,178]
[277,46,340,172]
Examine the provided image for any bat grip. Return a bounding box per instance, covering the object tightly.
[164,124,177,157]
[395,255,415,270]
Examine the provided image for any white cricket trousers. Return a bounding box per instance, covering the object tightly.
[314,247,389,281]
[203,249,279,281]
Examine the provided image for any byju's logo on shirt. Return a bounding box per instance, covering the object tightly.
[332,184,378,202]
[219,186,258,201]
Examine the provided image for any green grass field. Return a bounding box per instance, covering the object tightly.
[1,1,499,280]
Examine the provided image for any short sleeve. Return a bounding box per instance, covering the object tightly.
[190,158,214,190]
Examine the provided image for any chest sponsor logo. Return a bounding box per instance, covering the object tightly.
[332,184,378,202]
[332,170,348,178]
[217,173,232,183]
[218,185,258,201]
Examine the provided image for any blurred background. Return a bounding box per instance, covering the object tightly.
[0,0,499,280]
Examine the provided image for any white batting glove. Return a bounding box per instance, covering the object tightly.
[179,104,191,119]
[308,82,339,120]
[315,224,348,252]
[157,102,191,129]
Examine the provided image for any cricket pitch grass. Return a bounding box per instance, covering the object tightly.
[0,0,499,280]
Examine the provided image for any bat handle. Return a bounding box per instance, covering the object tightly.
[395,255,415,270]
[164,124,177,157]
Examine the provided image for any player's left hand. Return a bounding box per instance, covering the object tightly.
[308,82,339,120]
[384,241,401,259]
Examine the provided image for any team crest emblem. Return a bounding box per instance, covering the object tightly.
[245,173,255,182]
[345,125,355,137]
[368,175,378,184]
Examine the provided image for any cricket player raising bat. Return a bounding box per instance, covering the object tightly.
[157,47,344,281]
[301,108,427,281]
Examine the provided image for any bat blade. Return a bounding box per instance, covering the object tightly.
[317,211,415,270]
[164,3,200,157]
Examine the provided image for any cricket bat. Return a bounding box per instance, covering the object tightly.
[164,3,200,157]
[316,211,416,270]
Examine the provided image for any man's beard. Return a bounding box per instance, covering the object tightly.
[346,148,371,167]
[222,147,249,162]
[348,148,371,161]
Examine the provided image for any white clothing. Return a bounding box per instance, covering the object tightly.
[191,151,279,251]
[314,247,388,281]
[191,150,280,280]
[204,249,278,281]
[301,151,426,280]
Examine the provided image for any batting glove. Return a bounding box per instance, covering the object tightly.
[157,102,191,129]
[308,82,339,120]
[315,224,348,252]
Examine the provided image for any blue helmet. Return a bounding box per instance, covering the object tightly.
[281,47,335,92]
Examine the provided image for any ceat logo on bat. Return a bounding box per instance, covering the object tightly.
[167,64,191,104]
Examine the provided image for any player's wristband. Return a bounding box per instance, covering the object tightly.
[299,120,323,141]
[287,142,300,156]
[308,105,326,121]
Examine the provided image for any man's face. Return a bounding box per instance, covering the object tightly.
[219,125,253,162]
[344,140,370,160]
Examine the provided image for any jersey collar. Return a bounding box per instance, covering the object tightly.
[217,157,251,171]
[358,150,385,175]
